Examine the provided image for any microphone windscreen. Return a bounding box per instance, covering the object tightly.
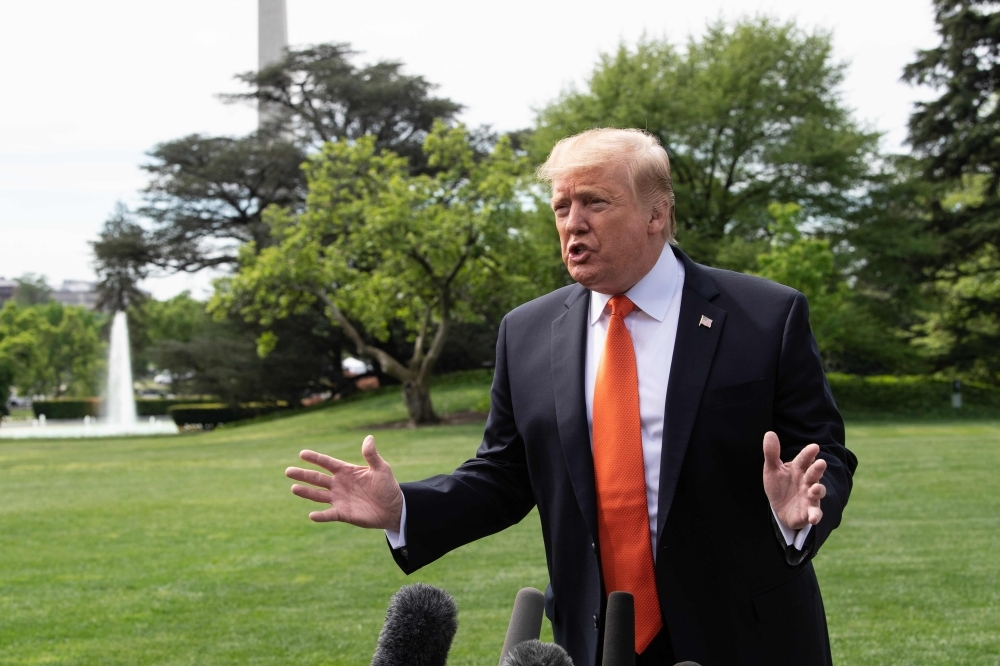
[672,663,702,666]
[371,583,458,666]
[602,591,635,666]
[498,587,546,664]
[499,639,575,666]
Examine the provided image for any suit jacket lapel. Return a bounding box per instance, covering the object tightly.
[657,248,727,541]
[551,284,599,543]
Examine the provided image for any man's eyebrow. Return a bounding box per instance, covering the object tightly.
[551,186,611,204]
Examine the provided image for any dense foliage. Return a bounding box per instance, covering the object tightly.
[87,44,471,406]
[0,302,105,403]
[531,18,880,270]
[77,7,1000,410]
[222,43,463,171]
[902,0,1000,383]
[132,293,344,405]
[213,124,545,423]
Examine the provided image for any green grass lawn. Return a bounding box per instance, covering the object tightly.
[1,373,998,665]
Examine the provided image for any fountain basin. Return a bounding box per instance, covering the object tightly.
[0,417,178,439]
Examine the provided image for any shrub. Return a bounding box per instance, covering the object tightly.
[168,402,290,427]
[32,398,218,419]
[827,374,1000,418]
[32,399,102,419]
[136,398,215,417]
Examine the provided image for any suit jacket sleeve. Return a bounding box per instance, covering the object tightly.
[771,291,858,565]
[390,316,537,574]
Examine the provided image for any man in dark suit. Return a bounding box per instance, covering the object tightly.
[286,129,857,665]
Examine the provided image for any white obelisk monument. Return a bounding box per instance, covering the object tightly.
[258,0,289,128]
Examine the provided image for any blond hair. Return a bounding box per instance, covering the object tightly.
[536,128,677,240]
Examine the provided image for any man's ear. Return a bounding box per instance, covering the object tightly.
[647,203,669,237]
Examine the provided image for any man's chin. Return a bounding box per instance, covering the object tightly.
[567,266,600,290]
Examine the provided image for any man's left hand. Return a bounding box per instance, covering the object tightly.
[762,431,827,531]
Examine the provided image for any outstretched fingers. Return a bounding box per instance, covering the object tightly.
[803,457,827,486]
[807,482,827,501]
[285,467,334,489]
[299,449,350,474]
[792,443,820,473]
[309,507,341,522]
[291,484,333,504]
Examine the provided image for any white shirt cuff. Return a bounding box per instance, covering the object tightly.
[384,495,407,549]
[771,506,812,551]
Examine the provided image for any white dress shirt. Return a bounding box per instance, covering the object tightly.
[388,244,809,552]
[585,242,683,555]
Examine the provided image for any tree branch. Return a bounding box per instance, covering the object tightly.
[408,248,441,286]
[418,289,451,382]
[409,304,433,371]
[314,289,411,381]
[443,228,477,286]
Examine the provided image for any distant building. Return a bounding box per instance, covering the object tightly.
[51,280,99,309]
[0,279,99,309]
[0,278,16,307]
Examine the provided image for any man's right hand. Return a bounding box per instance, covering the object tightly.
[285,435,403,530]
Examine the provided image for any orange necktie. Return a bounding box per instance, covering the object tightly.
[592,295,662,654]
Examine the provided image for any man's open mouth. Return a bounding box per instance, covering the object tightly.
[567,242,591,261]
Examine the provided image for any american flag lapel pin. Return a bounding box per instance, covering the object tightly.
[699,315,713,329]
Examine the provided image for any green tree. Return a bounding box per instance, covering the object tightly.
[149,314,342,405]
[91,44,473,393]
[754,203,917,373]
[137,134,308,272]
[903,0,1000,264]
[910,244,1000,383]
[222,43,463,172]
[127,291,211,380]
[92,203,154,312]
[213,123,535,424]
[140,292,210,347]
[0,304,40,416]
[0,302,105,399]
[530,17,880,269]
[126,293,344,403]
[835,156,942,339]
[91,136,307,281]
[902,1,1000,381]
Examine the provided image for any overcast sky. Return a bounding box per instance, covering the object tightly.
[0,0,940,300]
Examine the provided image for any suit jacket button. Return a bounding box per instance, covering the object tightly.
[593,614,599,628]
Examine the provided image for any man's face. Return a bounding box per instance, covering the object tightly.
[550,163,665,295]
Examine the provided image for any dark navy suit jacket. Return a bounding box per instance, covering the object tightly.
[390,247,857,666]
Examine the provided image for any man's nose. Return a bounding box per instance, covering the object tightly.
[563,203,589,234]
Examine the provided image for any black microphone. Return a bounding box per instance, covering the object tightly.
[499,639,575,666]
[370,583,458,666]
[673,662,702,665]
[602,591,635,666]
[497,587,546,664]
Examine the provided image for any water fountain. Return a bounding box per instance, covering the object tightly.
[106,311,138,428]
[0,311,178,439]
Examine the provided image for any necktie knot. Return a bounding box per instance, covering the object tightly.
[608,295,636,319]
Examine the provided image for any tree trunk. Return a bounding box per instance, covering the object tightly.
[315,290,445,425]
[403,377,439,425]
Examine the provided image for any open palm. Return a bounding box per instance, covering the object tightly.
[285,435,403,529]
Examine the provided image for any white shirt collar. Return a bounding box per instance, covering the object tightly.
[589,244,680,325]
